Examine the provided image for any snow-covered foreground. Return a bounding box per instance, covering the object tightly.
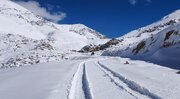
[0,57,179,99]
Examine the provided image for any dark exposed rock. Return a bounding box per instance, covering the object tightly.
[124,61,130,64]
[177,71,180,74]
[164,30,175,41]
[137,20,177,37]
[162,30,179,48]
[91,52,95,55]
[162,41,175,48]
[132,41,146,55]
[79,39,121,53]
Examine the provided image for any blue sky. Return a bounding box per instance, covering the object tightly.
[14,0,180,38]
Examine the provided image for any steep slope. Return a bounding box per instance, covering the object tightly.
[0,0,107,68]
[0,0,106,49]
[102,10,180,69]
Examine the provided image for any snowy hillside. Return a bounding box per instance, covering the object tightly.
[0,0,107,68]
[102,10,180,69]
[0,0,106,46]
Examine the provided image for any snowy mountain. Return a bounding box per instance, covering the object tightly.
[102,10,180,69]
[0,1,180,99]
[0,0,107,68]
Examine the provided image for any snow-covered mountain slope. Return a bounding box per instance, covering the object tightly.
[102,10,180,69]
[0,0,106,48]
[0,0,108,68]
[0,33,64,68]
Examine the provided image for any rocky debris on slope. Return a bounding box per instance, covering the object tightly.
[34,42,54,50]
[0,51,63,68]
[137,19,178,37]
[132,29,180,54]
[0,33,65,68]
[0,33,55,52]
[79,39,121,53]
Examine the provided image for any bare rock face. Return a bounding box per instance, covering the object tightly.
[177,71,180,74]
[137,20,177,37]
[162,30,179,48]
[164,30,176,41]
[79,39,121,53]
[132,41,146,55]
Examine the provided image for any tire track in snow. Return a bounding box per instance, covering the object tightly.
[97,61,162,99]
[82,63,93,99]
[67,62,83,99]
[95,62,139,99]
[67,62,93,99]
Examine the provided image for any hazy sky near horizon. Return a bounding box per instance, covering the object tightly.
[14,0,180,38]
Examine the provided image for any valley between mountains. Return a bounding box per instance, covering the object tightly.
[0,0,179,99]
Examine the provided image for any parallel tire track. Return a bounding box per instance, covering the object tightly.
[95,62,139,99]
[67,62,93,99]
[67,62,83,99]
[97,61,162,99]
[82,63,93,99]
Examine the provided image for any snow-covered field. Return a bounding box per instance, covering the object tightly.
[0,57,179,99]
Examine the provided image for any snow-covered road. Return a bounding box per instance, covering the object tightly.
[0,57,180,99]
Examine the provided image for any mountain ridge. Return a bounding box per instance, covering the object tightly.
[0,0,107,68]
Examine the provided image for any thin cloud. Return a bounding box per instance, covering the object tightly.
[129,0,137,6]
[146,0,152,3]
[13,0,66,23]
[129,0,152,6]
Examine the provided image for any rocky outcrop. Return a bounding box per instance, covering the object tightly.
[79,39,121,53]
[132,41,146,55]
[137,20,177,37]
[177,71,180,74]
[162,30,179,48]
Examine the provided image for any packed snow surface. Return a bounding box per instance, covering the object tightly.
[0,57,179,99]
